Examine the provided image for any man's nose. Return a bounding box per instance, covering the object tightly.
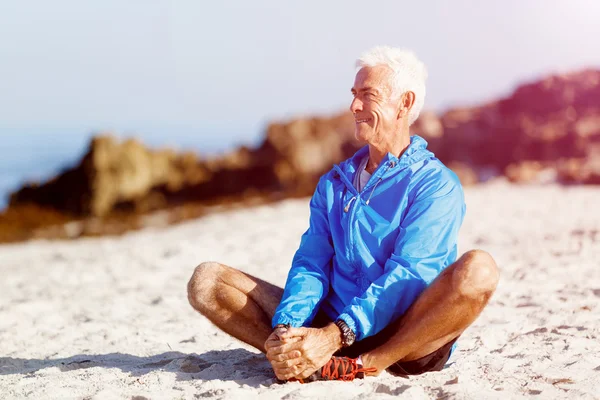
[349,97,362,114]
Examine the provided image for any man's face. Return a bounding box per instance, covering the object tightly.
[350,66,401,144]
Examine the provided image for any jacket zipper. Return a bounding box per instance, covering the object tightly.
[332,141,437,291]
[362,161,396,206]
[341,162,394,212]
[338,160,397,288]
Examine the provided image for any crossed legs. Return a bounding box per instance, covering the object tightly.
[187,262,283,352]
[187,249,499,374]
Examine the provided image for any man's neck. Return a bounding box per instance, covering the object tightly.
[366,132,410,174]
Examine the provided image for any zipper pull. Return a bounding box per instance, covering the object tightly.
[344,196,357,212]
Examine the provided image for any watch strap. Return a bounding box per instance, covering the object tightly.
[335,319,356,347]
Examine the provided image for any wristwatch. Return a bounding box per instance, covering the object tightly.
[335,319,356,347]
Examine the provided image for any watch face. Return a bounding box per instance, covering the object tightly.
[335,319,356,347]
[345,331,356,346]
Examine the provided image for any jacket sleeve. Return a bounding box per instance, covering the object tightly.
[272,177,335,328]
[337,173,466,341]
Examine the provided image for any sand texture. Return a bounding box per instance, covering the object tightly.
[1,181,600,399]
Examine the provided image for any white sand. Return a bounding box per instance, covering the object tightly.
[1,180,600,399]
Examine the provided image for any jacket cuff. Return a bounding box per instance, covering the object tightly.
[271,315,302,329]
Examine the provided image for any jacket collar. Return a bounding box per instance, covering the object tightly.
[336,135,433,182]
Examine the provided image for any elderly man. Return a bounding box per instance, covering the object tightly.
[187,46,499,382]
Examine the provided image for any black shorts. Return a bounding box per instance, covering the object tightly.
[311,310,458,376]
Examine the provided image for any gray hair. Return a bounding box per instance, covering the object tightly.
[356,46,428,125]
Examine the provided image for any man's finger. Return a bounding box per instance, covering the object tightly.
[279,336,302,345]
[272,327,289,339]
[268,341,302,356]
[270,350,302,362]
[268,334,301,347]
[277,364,306,380]
[264,337,283,351]
[271,355,303,369]
[278,327,307,340]
[273,363,304,380]
[295,365,319,380]
[265,336,282,346]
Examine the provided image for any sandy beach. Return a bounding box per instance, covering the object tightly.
[1,180,599,399]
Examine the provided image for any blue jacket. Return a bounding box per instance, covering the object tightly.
[272,135,466,341]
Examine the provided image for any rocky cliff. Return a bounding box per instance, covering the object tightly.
[413,69,600,183]
[3,69,600,242]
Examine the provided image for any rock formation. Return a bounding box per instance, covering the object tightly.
[3,68,600,241]
[9,136,211,217]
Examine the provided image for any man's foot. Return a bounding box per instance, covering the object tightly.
[284,356,377,383]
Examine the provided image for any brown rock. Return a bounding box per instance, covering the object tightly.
[411,110,444,139]
[557,157,600,184]
[259,113,360,195]
[505,161,546,183]
[9,134,212,217]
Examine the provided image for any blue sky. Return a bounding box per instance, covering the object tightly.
[2,1,600,146]
[0,0,599,201]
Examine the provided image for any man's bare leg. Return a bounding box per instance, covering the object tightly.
[187,262,283,352]
[361,249,499,374]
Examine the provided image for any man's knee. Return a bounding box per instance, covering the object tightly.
[187,261,223,313]
[452,250,499,300]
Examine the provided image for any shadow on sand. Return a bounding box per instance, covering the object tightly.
[0,348,275,388]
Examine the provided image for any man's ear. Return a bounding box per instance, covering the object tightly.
[397,91,416,119]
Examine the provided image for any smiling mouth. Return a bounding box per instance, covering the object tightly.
[355,118,371,123]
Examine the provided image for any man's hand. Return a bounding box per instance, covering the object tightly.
[266,323,342,381]
[264,326,303,380]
